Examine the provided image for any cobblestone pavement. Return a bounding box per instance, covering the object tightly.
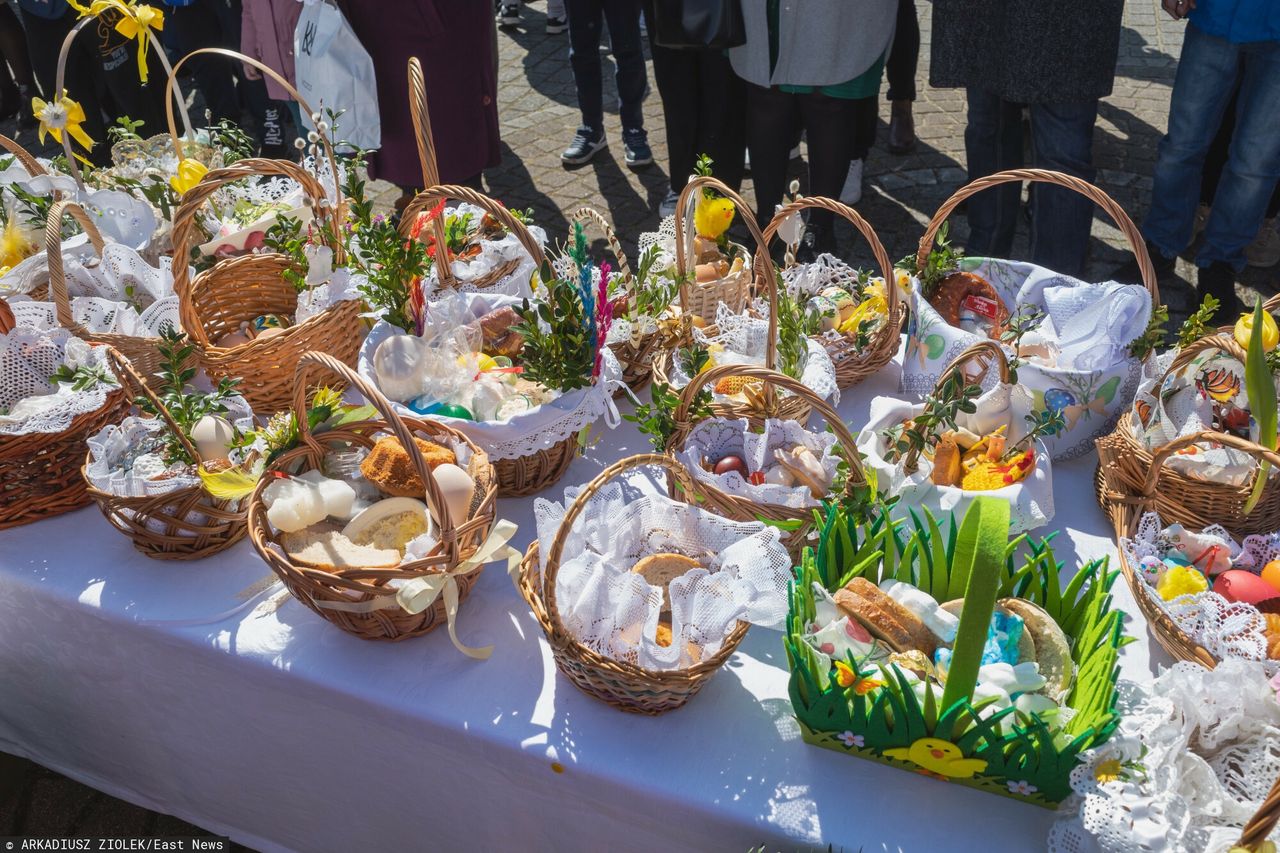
[3,0,1278,843]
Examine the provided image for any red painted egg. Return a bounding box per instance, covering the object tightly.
[713,455,748,478]
[1214,569,1280,605]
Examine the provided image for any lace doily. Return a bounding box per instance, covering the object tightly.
[533,481,792,670]
[0,326,115,435]
[674,417,840,509]
[1120,511,1278,673]
[1048,658,1280,853]
[856,385,1055,534]
[780,253,863,298]
[418,202,547,300]
[358,311,625,462]
[667,303,839,405]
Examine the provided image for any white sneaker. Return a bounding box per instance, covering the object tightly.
[840,158,864,205]
[1246,217,1280,268]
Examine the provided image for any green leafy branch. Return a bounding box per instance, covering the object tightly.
[881,370,981,471]
[50,363,117,392]
[513,259,595,392]
[909,223,965,299]
[625,380,710,452]
[1128,303,1169,361]
[1013,408,1067,453]
[1000,305,1045,383]
[1177,294,1219,348]
[139,327,240,466]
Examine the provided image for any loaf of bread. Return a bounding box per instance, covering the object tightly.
[632,553,701,614]
[360,435,456,497]
[836,577,937,656]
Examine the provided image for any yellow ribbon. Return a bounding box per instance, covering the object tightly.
[312,520,520,660]
[69,0,164,84]
[31,94,95,152]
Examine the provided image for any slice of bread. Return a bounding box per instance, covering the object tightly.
[999,598,1074,696]
[632,553,701,614]
[280,524,403,571]
[835,577,937,656]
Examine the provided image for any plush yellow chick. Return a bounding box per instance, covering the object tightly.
[694,194,735,241]
[884,737,988,778]
[0,217,37,270]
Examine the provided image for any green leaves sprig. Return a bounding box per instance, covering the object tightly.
[139,327,240,466]
[513,259,595,393]
[1177,294,1220,348]
[909,222,965,299]
[881,369,982,471]
[1128,303,1169,361]
[626,380,710,452]
[50,363,117,392]
[774,280,817,381]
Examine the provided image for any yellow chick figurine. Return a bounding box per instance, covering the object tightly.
[884,737,988,779]
[694,194,735,241]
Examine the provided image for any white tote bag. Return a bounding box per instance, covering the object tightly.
[294,0,381,152]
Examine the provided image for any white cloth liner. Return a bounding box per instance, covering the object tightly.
[856,382,1055,533]
[533,482,792,671]
[1048,658,1280,853]
[0,325,114,435]
[420,201,548,300]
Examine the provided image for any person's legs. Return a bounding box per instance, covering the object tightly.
[885,0,918,154]
[1027,98,1099,278]
[963,87,1022,258]
[1199,86,1238,208]
[696,49,745,191]
[1197,38,1280,270]
[1142,24,1241,262]
[565,0,605,133]
[643,2,695,191]
[164,1,240,125]
[745,81,797,231]
[600,0,645,133]
[0,3,34,118]
[799,91,859,247]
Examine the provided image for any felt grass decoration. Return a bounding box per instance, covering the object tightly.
[785,500,1128,807]
[938,498,1008,713]
[1243,300,1277,514]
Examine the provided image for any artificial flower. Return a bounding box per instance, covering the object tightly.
[31,94,94,152]
[1234,307,1279,352]
[169,157,208,196]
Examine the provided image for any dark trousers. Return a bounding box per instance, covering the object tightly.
[644,6,744,193]
[963,87,1099,278]
[746,82,871,239]
[886,0,918,102]
[1201,85,1280,219]
[163,0,243,125]
[566,0,646,133]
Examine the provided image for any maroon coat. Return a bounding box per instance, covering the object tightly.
[344,0,500,189]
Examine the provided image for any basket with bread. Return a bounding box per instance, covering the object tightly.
[247,352,502,648]
[786,496,1126,807]
[905,169,1161,463]
[515,454,793,714]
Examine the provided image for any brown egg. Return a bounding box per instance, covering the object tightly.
[713,455,748,478]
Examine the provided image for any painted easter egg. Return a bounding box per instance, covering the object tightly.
[435,403,474,421]
[713,455,748,478]
[1043,388,1077,414]
[1214,569,1280,605]
[1261,560,1280,593]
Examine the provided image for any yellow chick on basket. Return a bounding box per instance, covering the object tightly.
[884,737,988,779]
[694,195,736,241]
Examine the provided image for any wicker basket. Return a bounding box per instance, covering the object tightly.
[1095,334,1280,539]
[672,175,754,319]
[652,176,812,426]
[515,453,750,714]
[1238,771,1280,853]
[82,348,247,560]
[1099,429,1280,668]
[763,196,903,389]
[573,205,657,395]
[0,133,47,178]
[247,352,499,642]
[665,362,865,558]
[45,200,179,381]
[170,157,364,413]
[0,336,130,531]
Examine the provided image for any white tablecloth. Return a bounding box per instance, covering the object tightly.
[0,350,1168,852]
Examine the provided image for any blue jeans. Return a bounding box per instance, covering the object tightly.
[963,88,1099,278]
[1143,24,1280,271]
[566,0,647,135]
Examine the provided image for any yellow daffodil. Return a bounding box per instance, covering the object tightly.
[69,0,164,82]
[170,158,208,196]
[1234,308,1279,352]
[31,94,94,152]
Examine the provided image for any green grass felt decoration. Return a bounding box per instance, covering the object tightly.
[1244,299,1277,514]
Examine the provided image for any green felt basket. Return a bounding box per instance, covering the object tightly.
[785,499,1129,808]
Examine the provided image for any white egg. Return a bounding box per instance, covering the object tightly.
[191,414,235,462]
[373,334,427,402]
[429,463,475,528]
[764,466,795,487]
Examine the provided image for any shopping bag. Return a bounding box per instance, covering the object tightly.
[294,0,381,152]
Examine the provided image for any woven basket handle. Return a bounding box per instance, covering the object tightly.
[0,296,15,334]
[53,15,193,190]
[761,196,899,326]
[404,57,455,285]
[903,339,1014,472]
[916,168,1161,307]
[104,345,202,464]
[397,184,546,279]
[170,158,336,348]
[1236,771,1280,851]
[45,199,107,332]
[0,134,46,177]
[290,351,461,553]
[1143,430,1280,500]
[668,361,867,497]
[572,206,632,282]
[164,47,339,202]
[542,453,696,634]
[1166,333,1246,380]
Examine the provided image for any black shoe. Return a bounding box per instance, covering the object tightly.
[496,3,520,26]
[561,127,606,165]
[1112,239,1176,285]
[622,129,652,168]
[545,16,567,34]
[1197,261,1243,325]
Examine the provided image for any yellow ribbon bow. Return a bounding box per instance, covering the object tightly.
[170,157,208,196]
[311,520,520,659]
[31,94,94,152]
[68,0,164,83]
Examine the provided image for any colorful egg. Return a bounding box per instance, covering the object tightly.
[435,403,474,421]
[713,455,748,478]
[1043,388,1076,414]
[252,313,288,332]
[407,397,443,416]
[1261,560,1280,593]
[1215,569,1280,605]
[1138,555,1163,583]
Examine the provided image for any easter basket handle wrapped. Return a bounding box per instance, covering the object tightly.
[761,196,902,389]
[902,339,1013,474]
[572,206,632,281]
[397,183,546,292]
[916,168,1162,309]
[405,56,455,287]
[0,133,47,178]
[672,174,764,318]
[1101,429,1280,668]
